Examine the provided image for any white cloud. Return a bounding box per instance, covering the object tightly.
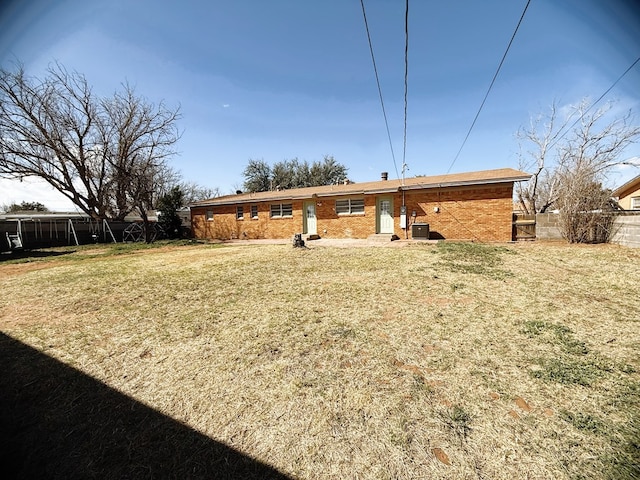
[0,178,79,212]
[609,156,640,187]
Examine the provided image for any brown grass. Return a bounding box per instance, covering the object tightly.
[1,241,639,479]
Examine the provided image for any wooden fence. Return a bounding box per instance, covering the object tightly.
[512,213,536,241]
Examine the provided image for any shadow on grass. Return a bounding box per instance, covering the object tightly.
[0,333,291,480]
[0,249,74,263]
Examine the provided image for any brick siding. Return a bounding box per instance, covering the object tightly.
[191,182,515,242]
[401,184,514,242]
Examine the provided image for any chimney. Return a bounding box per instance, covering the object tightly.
[381,172,388,181]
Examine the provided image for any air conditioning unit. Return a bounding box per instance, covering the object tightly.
[411,223,429,240]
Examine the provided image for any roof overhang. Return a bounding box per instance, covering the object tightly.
[191,192,314,207]
[189,169,532,208]
[399,175,532,191]
[612,174,640,197]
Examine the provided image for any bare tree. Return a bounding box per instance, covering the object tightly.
[0,63,181,224]
[516,101,567,214]
[178,181,219,204]
[97,85,181,240]
[554,101,639,242]
[517,99,640,242]
[556,101,640,179]
[554,169,615,243]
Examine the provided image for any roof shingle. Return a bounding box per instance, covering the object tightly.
[191,168,531,207]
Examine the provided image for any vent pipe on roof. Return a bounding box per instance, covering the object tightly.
[381,172,388,181]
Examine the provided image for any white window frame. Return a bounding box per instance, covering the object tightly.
[251,205,258,219]
[631,196,640,210]
[236,206,244,220]
[205,210,214,221]
[335,198,365,215]
[270,203,293,218]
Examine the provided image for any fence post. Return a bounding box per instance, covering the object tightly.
[67,219,79,246]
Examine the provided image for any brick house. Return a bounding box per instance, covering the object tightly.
[190,168,531,242]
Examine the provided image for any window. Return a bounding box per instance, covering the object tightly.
[205,210,214,221]
[632,197,640,210]
[335,198,365,215]
[270,203,293,218]
[236,206,244,220]
[251,205,258,219]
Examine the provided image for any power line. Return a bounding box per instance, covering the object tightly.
[446,0,532,174]
[402,0,409,184]
[547,55,640,152]
[360,0,400,180]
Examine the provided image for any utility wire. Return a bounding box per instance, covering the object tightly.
[360,0,400,180]
[546,55,640,152]
[402,0,409,184]
[446,0,532,174]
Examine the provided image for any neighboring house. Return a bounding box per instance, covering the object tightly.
[612,174,640,210]
[190,168,531,243]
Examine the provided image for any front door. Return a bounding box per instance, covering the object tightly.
[304,202,317,235]
[377,197,394,234]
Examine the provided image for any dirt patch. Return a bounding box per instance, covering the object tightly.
[432,447,451,465]
[72,248,111,255]
[0,261,56,277]
[514,396,533,412]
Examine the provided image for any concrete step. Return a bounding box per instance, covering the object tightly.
[367,234,400,242]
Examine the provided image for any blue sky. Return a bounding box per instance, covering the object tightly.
[1,0,639,211]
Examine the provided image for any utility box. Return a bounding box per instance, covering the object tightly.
[412,223,429,240]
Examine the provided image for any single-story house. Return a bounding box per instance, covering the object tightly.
[190,168,531,242]
[612,174,640,211]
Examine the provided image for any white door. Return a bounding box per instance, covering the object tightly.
[304,202,317,235]
[378,197,394,234]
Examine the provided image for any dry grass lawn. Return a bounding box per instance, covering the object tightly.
[1,240,639,479]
